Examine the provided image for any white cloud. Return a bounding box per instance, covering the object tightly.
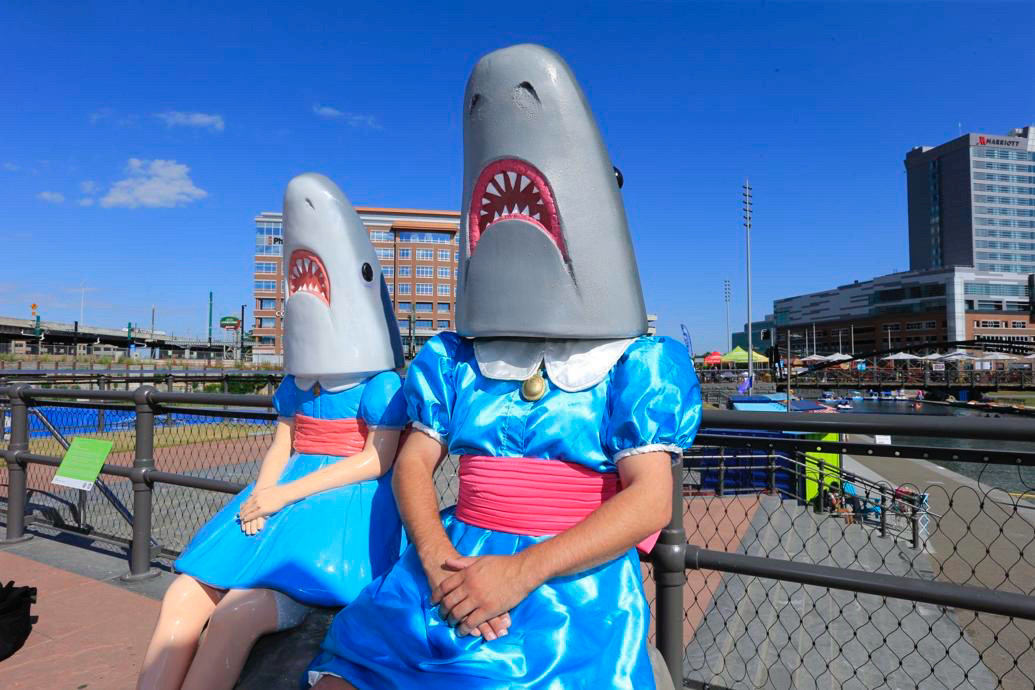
[78,198,96,207]
[37,191,65,204]
[3,162,18,172]
[156,111,225,132]
[312,104,381,129]
[80,180,97,194]
[100,158,207,209]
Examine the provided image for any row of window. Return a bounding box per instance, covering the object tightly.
[254,280,277,292]
[976,207,1035,217]
[255,262,277,274]
[255,222,282,236]
[973,183,1035,196]
[388,265,454,278]
[376,248,458,261]
[976,263,1035,273]
[976,240,1035,251]
[396,231,457,244]
[974,172,1035,184]
[964,282,1031,297]
[974,195,1035,207]
[977,228,1035,240]
[397,302,451,313]
[973,160,1035,173]
[398,319,451,330]
[255,245,283,256]
[977,251,1035,262]
[974,148,1035,162]
[974,320,1030,329]
[976,218,1035,228]
[388,283,454,296]
[965,299,1029,312]
[975,335,1035,342]
[905,321,938,330]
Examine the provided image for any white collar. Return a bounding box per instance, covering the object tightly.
[472,338,636,392]
[292,373,366,393]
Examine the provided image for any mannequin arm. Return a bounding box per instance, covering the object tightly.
[238,429,400,521]
[254,419,295,490]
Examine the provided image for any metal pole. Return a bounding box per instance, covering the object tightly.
[850,323,855,355]
[723,279,731,352]
[786,330,792,412]
[124,385,158,580]
[239,304,246,365]
[2,385,33,543]
[208,291,213,347]
[150,305,156,360]
[743,180,754,393]
[652,460,686,686]
[812,322,817,355]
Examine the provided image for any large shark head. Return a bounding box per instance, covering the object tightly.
[456,43,648,339]
[282,173,403,379]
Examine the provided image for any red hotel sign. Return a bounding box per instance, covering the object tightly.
[978,135,1020,147]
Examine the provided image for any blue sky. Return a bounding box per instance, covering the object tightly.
[2,1,1032,352]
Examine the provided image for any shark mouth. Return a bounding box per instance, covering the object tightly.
[468,159,566,259]
[288,249,330,305]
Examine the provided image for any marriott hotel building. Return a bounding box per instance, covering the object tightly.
[252,207,460,364]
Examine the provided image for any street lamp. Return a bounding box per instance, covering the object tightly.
[723,279,731,352]
[742,180,754,392]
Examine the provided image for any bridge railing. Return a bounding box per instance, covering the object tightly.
[3,387,1035,688]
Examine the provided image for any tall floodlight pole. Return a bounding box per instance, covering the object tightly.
[723,279,732,352]
[743,180,754,391]
[208,291,213,347]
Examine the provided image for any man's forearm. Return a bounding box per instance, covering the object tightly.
[392,433,456,570]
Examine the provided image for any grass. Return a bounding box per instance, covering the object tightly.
[22,423,273,458]
[985,392,1035,407]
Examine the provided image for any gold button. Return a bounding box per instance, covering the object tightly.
[521,373,546,402]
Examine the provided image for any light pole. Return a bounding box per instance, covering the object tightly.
[743,180,754,392]
[723,279,731,352]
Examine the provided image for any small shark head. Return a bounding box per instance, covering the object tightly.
[282,173,403,378]
[456,43,648,339]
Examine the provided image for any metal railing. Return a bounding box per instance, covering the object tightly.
[3,386,1035,688]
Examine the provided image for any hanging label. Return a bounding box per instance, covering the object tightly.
[52,438,114,491]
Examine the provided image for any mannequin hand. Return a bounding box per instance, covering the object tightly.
[432,555,535,637]
[239,486,288,522]
[241,516,266,536]
[422,547,511,640]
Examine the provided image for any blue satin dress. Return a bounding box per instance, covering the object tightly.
[308,334,702,688]
[174,371,406,607]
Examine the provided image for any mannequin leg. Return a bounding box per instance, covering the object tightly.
[179,588,281,690]
[312,677,356,690]
[137,575,224,690]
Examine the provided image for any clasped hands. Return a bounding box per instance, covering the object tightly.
[237,485,289,536]
[429,552,539,641]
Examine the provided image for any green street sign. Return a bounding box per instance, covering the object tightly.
[51,437,114,491]
[220,316,241,330]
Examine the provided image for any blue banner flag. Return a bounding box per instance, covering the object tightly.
[680,324,693,357]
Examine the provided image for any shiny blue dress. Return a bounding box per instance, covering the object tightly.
[308,334,702,688]
[174,372,407,607]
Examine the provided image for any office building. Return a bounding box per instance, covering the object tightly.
[253,207,461,364]
[906,125,1035,272]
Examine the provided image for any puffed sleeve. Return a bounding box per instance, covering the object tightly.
[606,337,702,463]
[358,370,407,429]
[271,376,296,419]
[403,333,461,444]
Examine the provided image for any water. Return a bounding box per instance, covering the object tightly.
[830,399,1035,493]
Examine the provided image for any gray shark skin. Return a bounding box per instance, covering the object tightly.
[456,43,648,339]
[282,173,403,380]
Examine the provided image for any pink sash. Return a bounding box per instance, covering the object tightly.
[294,415,367,456]
[455,455,660,554]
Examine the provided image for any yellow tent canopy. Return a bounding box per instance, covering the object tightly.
[720,346,769,363]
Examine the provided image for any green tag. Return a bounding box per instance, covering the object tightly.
[52,437,114,491]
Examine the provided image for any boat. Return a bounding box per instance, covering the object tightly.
[850,391,864,401]
[836,401,853,410]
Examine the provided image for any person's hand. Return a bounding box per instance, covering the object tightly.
[239,486,288,522]
[241,516,266,536]
[422,547,512,640]
[431,554,537,638]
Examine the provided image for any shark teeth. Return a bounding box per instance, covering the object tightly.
[469,159,566,259]
[478,172,547,230]
[288,250,331,305]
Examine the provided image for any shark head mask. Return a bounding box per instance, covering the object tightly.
[282,173,404,381]
[456,43,648,339]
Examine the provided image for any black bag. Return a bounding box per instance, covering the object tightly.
[0,580,37,661]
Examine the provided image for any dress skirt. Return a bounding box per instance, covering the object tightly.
[307,507,656,689]
[174,452,401,607]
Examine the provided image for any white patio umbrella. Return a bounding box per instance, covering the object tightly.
[940,350,977,361]
[881,352,921,361]
[920,352,944,361]
[802,354,828,362]
[1024,353,1035,360]
[980,352,1015,361]
[824,353,853,361]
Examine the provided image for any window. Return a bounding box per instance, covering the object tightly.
[415,302,433,313]
[398,248,411,259]
[455,251,459,261]
[257,298,276,310]
[415,265,434,277]
[255,261,277,274]
[416,249,434,260]
[438,250,451,261]
[397,302,412,313]
[906,322,924,330]
[398,266,411,277]
[881,323,900,331]
[438,266,450,278]
[397,284,411,295]
[965,282,1030,297]
[416,283,433,295]
[254,280,276,292]
[975,320,1003,328]
[369,230,394,242]
[415,319,433,329]
[396,231,454,244]
[376,248,394,260]
[924,320,937,329]
[256,317,276,329]
[397,319,410,331]
[977,300,1003,311]
[382,266,394,277]
[437,320,450,328]
[258,336,276,346]
[438,284,451,295]
[437,302,450,313]
[1013,321,1028,329]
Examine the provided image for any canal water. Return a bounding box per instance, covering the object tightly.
[833,399,1035,494]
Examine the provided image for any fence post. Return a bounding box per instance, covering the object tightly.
[717,458,725,497]
[2,385,33,543]
[880,489,888,538]
[652,459,686,687]
[910,502,920,550]
[96,375,108,432]
[814,460,825,513]
[123,385,159,580]
[767,458,776,495]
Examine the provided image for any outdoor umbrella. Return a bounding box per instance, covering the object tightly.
[824,353,852,361]
[940,350,977,361]
[881,352,921,361]
[920,352,944,361]
[980,352,1015,361]
[703,351,722,366]
[802,354,827,362]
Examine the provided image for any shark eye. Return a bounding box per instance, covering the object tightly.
[361,263,374,282]
[613,166,624,189]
